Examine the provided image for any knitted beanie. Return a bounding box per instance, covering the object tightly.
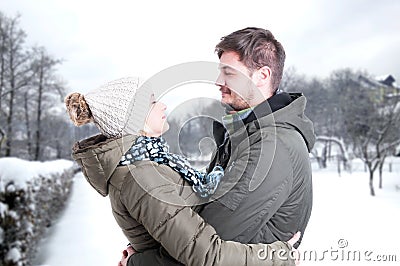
[66,77,154,138]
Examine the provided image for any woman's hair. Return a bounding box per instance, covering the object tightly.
[64,92,94,126]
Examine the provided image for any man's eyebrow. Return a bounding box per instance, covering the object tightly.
[218,65,236,72]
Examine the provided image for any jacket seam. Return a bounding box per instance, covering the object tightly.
[176,218,209,263]
[276,132,295,179]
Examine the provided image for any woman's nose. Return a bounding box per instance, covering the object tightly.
[160,101,167,110]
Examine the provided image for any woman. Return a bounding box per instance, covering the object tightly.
[66,77,299,266]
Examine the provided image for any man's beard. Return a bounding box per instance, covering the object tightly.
[222,99,251,114]
[229,90,253,112]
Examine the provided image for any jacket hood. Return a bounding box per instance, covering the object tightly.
[72,134,137,196]
[257,93,316,151]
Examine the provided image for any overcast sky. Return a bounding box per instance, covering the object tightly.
[1,0,400,96]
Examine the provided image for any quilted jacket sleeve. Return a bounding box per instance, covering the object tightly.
[120,164,295,266]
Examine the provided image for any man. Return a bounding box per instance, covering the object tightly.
[123,27,314,265]
[200,27,315,247]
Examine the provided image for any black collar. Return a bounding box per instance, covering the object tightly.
[243,92,295,126]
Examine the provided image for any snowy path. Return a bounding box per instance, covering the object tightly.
[33,173,126,266]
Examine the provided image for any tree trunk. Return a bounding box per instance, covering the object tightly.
[5,83,14,157]
[0,45,4,110]
[378,160,384,189]
[0,126,5,153]
[369,169,375,196]
[0,23,5,110]
[34,60,44,161]
[328,139,332,161]
[316,157,323,169]
[4,21,20,157]
[321,146,327,168]
[24,91,32,159]
[56,140,61,159]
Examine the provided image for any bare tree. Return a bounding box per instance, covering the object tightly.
[1,14,30,157]
[0,12,7,111]
[0,12,73,160]
[339,71,400,196]
[280,66,307,93]
[29,46,62,160]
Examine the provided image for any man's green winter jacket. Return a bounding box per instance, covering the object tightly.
[201,92,315,248]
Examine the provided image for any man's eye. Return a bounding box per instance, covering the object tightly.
[224,72,234,76]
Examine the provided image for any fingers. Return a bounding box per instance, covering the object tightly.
[287,232,302,265]
[119,245,135,266]
[126,245,136,256]
[287,231,301,246]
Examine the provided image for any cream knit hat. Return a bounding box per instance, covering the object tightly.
[67,77,154,138]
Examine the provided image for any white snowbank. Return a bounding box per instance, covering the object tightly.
[1,157,75,265]
[5,247,22,263]
[0,157,74,192]
[0,202,8,217]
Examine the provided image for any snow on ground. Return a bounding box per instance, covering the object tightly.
[300,159,400,265]
[32,158,400,266]
[0,157,73,191]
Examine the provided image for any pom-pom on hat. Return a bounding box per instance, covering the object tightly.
[65,77,154,138]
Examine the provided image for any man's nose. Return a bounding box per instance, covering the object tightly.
[215,73,224,87]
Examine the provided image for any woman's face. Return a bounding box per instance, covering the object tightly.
[144,95,169,137]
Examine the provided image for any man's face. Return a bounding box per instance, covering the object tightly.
[216,51,257,112]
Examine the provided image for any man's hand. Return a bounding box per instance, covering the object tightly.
[117,245,136,266]
[287,231,301,247]
[287,232,301,265]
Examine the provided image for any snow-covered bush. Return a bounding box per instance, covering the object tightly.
[0,158,74,266]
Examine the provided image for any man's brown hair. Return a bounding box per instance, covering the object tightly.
[215,27,286,93]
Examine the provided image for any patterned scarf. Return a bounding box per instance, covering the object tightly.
[222,107,253,133]
[119,136,224,198]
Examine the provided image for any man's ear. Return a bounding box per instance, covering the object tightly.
[254,66,271,87]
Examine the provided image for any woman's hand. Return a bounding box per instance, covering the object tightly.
[287,232,301,265]
[117,245,136,266]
